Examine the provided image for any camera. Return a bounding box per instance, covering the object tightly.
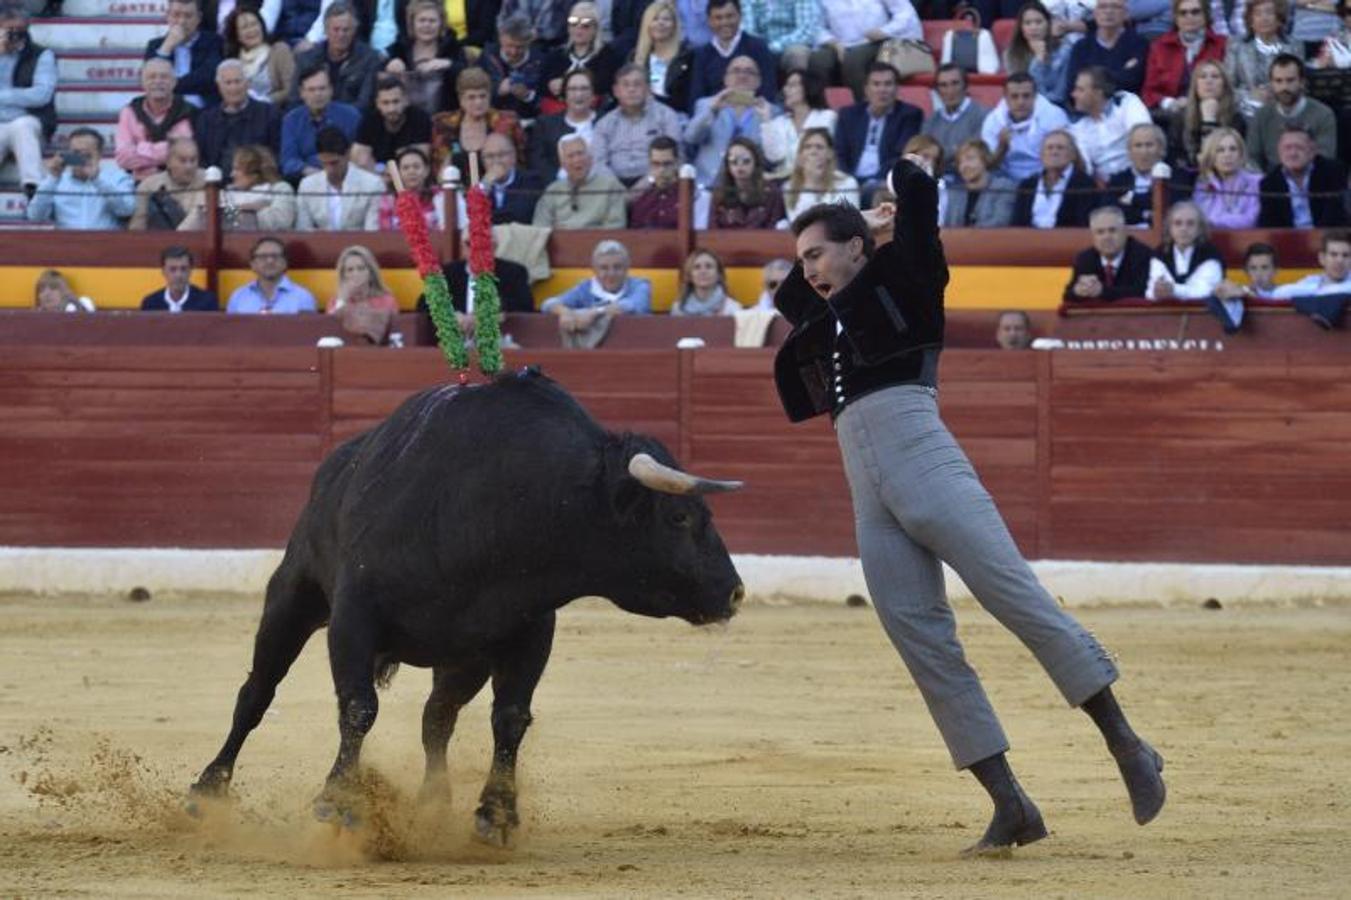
[7,28,27,44]
[60,150,88,167]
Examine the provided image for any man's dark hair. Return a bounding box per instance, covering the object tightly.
[297,61,331,88]
[168,0,202,10]
[707,0,740,14]
[1322,230,1351,252]
[561,67,595,92]
[1078,64,1115,96]
[316,125,351,155]
[250,236,286,259]
[1279,122,1314,140]
[648,135,679,156]
[375,74,405,95]
[997,309,1031,328]
[160,244,194,266]
[1005,71,1035,89]
[324,0,361,24]
[790,202,875,259]
[936,62,968,89]
[866,60,900,83]
[1269,52,1304,78]
[67,126,105,151]
[1243,241,1277,265]
[614,61,646,83]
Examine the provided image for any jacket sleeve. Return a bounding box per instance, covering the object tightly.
[772,263,825,327]
[1063,250,1089,300]
[619,278,652,314]
[25,175,56,222]
[99,165,137,219]
[175,34,224,102]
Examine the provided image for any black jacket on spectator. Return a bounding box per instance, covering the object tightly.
[1153,239,1224,282]
[834,101,924,183]
[195,98,281,170]
[1063,235,1153,301]
[355,104,433,163]
[488,169,547,224]
[480,42,547,120]
[686,31,779,111]
[1105,167,1192,228]
[540,42,623,102]
[416,258,534,313]
[382,34,464,112]
[145,30,225,105]
[609,0,651,50]
[139,285,220,312]
[1256,157,1350,228]
[527,111,586,180]
[1012,167,1101,228]
[274,0,320,45]
[292,41,386,111]
[628,42,695,115]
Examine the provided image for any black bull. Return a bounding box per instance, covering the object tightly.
[190,370,746,842]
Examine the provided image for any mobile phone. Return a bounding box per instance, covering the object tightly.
[60,150,87,166]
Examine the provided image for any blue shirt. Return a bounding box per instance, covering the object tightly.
[676,0,712,46]
[226,275,318,314]
[540,277,652,315]
[279,102,360,179]
[1283,169,1314,229]
[26,163,136,229]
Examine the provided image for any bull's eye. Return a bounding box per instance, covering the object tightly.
[669,511,692,529]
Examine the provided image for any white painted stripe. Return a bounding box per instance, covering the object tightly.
[2,547,1348,606]
[31,21,164,50]
[56,88,141,116]
[58,0,168,17]
[58,54,145,84]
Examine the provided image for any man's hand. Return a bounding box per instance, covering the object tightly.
[385,58,407,74]
[160,23,187,53]
[1073,274,1103,298]
[903,152,933,178]
[44,154,64,177]
[1214,280,1248,300]
[1152,277,1175,299]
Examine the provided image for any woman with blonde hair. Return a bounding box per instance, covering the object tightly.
[383,0,464,116]
[1147,200,1225,300]
[1191,126,1261,228]
[34,270,95,313]
[783,128,860,223]
[329,246,399,315]
[540,1,622,108]
[628,0,694,112]
[670,249,742,316]
[1170,60,1244,170]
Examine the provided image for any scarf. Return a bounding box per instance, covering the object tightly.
[588,278,626,306]
[674,285,729,316]
[131,96,195,143]
[1179,30,1206,64]
[238,44,271,81]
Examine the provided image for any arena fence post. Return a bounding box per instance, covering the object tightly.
[677,168,694,263]
[203,173,222,298]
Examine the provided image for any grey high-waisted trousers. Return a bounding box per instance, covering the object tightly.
[835,385,1119,769]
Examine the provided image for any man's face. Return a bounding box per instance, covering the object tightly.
[217,66,248,106]
[935,69,966,109]
[594,253,628,293]
[1005,81,1035,120]
[376,87,407,123]
[0,16,26,54]
[615,71,647,110]
[482,136,517,175]
[499,33,529,66]
[563,76,594,114]
[1269,63,1302,107]
[166,141,198,184]
[301,72,333,112]
[1041,133,1074,170]
[1090,215,1126,258]
[1128,129,1162,171]
[1168,206,1201,247]
[796,221,865,299]
[1094,0,1126,29]
[708,2,741,42]
[648,148,677,187]
[318,150,347,183]
[325,12,357,54]
[996,313,1031,350]
[142,61,175,99]
[561,140,591,180]
[1244,253,1276,288]
[1071,73,1102,115]
[724,57,759,94]
[167,0,200,34]
[1320,240,1351,282]
[162,255,192,293]
[864,70,897,112]
[1277,131,1314,174]
[250,242,286,280]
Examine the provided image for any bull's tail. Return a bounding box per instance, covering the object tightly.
[374,656,400,690]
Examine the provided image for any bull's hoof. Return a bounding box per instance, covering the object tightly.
[185,772,231,817]
[416,777,451,808]
[473,805,518,848]
[313,797,361,830]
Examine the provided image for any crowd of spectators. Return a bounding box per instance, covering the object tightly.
[4,0,1351,334]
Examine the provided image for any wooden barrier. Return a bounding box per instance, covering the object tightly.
[2,340,1347,564]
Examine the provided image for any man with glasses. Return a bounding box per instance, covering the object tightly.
[1140,0,1227,111]
[687,0,778,112]
[1066,0,1150,97]
[686,54,775,186]
[627,135,682,228]
[226,237,318,314]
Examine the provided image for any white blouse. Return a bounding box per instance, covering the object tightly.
[761,108,838,180]
[1146,245,1224,300]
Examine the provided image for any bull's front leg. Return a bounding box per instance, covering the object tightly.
[418,663,490,805]
[475,612,556,847]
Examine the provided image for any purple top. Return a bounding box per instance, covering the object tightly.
[1193,170,1262,230]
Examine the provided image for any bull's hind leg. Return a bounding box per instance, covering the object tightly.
[475,612,557,847]
[419,663,491,804]
[191,563,328,797]
[314,587,382,822]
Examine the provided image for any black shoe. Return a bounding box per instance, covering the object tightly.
[961,786,1049,858]
[1113,740,1166,825]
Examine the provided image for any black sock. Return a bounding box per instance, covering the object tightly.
[1082,687,1139,753]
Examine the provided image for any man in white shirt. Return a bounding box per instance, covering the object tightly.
[1067,66,1150,178]
[981,73,1070,182]
[817,0,922,98]
[296,125,383,231]
[1271,231,1351,299]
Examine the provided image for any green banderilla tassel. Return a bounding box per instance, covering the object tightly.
[422,270,468,370]
[472,271,503,375]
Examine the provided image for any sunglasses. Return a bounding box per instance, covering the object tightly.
[568,16,597,25]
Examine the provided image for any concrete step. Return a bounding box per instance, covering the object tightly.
[58,50,146,84]
[31,17,163,51]
[61,0,168,17]
[57,84,140,116]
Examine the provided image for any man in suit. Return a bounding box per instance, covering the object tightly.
[140,245,219,312]
[1064,205,1153,301]
[144,0,224,107]
[480,132,544,224]
[295,126,385,230]
[834,61,923,200]
[1257,126,1349,229]
[1012,130,1101,229]
[1104,122,1181,228]
[686,0,778,111]
[417,248,535,337]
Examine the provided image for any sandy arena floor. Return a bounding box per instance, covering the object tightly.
[1,592,1348,898]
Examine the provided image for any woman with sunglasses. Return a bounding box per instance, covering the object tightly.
[1141,0,1228,112]
[539,1,621,111]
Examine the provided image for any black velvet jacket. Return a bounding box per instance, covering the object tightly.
[772,159,948,423]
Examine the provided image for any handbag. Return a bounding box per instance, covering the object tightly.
[876,39,936,79]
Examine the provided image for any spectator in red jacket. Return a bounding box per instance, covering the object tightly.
[1141,0,1227,111]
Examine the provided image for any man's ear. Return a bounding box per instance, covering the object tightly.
[849,235,864,261]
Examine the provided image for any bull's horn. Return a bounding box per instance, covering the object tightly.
[627,453,744,496]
